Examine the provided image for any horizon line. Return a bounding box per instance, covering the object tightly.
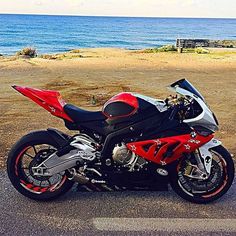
[0,12,235,20]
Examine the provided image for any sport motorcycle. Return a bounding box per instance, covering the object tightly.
[7,79,235,203]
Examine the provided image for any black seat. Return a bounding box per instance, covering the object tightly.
[64,104,106,123]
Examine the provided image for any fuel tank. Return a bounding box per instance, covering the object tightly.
[102,92,139,119]
[102,92,167,120]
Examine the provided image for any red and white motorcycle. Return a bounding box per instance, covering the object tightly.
[7,79,234,203]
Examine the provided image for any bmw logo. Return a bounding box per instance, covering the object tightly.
[190,132,197,138]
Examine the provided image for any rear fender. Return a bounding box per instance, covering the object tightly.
[47,128,71,147]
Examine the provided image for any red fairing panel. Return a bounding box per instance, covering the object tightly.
[126,133,213,165]
[12,85,73,122]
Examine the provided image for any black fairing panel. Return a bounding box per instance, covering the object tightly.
[65,97,163,137]
[63,96,191,147]
[82,98,162,136]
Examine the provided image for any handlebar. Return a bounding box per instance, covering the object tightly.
[166,95,190,121]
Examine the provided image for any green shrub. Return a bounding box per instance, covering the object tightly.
[16,48,37,58]
[144,45,177,53]
[195,47,209,54]
[183,48,195,53]
[91,95,97,105]
[157,45,177,52]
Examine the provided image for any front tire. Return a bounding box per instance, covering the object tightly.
[170,145,235,204]
[7,131,74,201]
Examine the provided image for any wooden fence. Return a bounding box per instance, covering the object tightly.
[176,39,236,48]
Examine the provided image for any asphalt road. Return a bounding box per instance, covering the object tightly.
[0,171,236,236]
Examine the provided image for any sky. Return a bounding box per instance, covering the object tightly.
[0,0,235,18]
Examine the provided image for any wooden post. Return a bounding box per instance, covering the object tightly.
[177,47,183,53]
[176,39,183,53]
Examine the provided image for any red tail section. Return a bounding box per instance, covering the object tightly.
[12,85,73,122]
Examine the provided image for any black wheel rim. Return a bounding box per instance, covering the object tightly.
[177,150,227,198]
[15,144,67,194]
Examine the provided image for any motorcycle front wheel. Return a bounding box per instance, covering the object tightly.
[7,131,74,201]
[170,145,235,204]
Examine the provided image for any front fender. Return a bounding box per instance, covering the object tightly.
[198,138,222,174]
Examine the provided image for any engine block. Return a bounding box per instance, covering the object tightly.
[112,143,147,171]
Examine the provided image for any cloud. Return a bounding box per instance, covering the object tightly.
[69,0,84,7]
[35,1,42,6]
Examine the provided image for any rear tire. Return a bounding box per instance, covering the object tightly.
[170,145,235,204]
[7,131,74,201]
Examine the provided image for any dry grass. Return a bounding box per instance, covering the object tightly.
[195,47,210,54]
[16,48,37,58]
[39,53,83,60]
[39,54,58,60]
[69,49,80,53]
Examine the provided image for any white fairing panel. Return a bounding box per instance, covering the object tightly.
[174,87,218,131]
[198,138,222,174]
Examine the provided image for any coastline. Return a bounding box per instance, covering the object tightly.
[1,15,236,55]
[1,13,236,19]
[0,47,236,168]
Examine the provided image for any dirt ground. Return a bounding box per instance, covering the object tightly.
[0,48,235,168]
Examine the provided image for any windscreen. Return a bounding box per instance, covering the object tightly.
[170,79,205,101]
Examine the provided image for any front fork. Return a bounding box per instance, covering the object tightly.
[183,138,222,180]
[197,138,222,174]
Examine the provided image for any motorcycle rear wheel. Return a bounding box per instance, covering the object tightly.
[170,145,235,204]
[7,131,74,201]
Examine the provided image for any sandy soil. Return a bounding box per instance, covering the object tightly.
[0,48,236,168]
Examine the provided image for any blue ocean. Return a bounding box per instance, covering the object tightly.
[0,14,235,55]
